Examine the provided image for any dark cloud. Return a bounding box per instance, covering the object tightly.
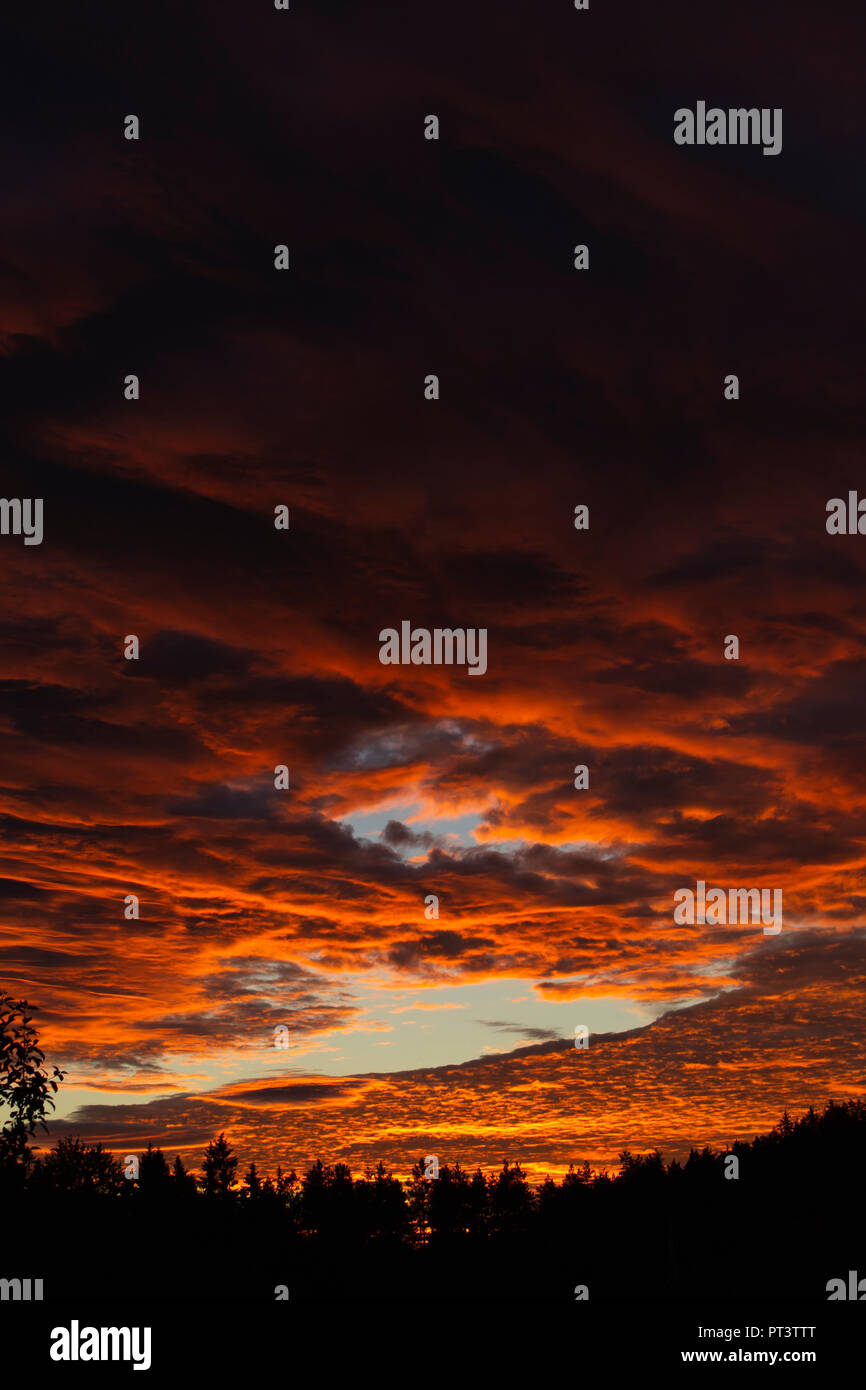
[387,931,496,970]
[381,820,436,850]
[478,1020,564,1043]
[126,630,253,684]
[220,1081,361,1106]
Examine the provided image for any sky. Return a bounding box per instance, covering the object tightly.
[2,0,866,1181]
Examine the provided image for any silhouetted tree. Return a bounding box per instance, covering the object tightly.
[362,1160,408,1240]
[488,1160,533,1236]
[617,1148,665,1188]
[199,1132,238,1197]
[273,1164,298,1202]
[300,1159,360,1239]
[427,1162,474,1240]
[0,992,65,1171]
[138,1142,171,1197]
[171,1153,197,1199]
[467,1167,489,1237]
[406,1157,433,1240]
[36,1137,124,1195]
[1,1100,863,1301]
[243,1161,262,1199]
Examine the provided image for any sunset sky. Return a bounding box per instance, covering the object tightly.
[2,0,866,1180]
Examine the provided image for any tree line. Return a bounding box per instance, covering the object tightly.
[3,990,863,1299]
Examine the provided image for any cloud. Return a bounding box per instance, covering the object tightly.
[477,1020,564,1043]
[4,0,866,1174]
[48,929,866,1177]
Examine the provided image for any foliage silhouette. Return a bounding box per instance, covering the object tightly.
[0,992,65,1176]
[199,1132,238,1198]
[2,1099,864,1300]
[3,1006,864,1299]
